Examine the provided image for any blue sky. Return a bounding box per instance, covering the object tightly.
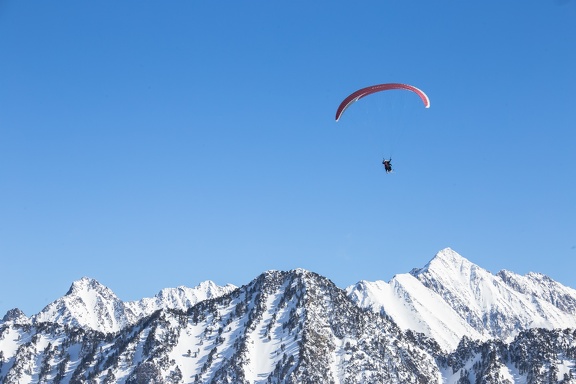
[1,0,575,316]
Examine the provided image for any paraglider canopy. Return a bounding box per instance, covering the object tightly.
[335,83,430,122]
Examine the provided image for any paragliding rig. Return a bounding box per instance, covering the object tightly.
[335,83,430,174]
[382,158,392,173]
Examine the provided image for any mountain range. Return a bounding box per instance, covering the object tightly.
[2,248,576,383]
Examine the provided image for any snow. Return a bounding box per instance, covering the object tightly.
[557,357,575,381]
[503,362,524,384]
[0,326,22,359]
[331,335,355,383]
[0,326,23,379]
[245,284,289,382]
[170,321,203,380]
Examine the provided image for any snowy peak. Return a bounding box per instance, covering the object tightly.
[410,247,479,279]
[151,280,235,307]
[179,268,440,383]
[347,274,484,351]
[193,280,237,298]
[496,269,576,314]
[65,276,113,297]
[414,249,576,337]
[33,277,131,333]
[31,277,237,334]
[351,248,576,351]
[1,308,29,324]
[125,280,237,318]
[411,248,504,315]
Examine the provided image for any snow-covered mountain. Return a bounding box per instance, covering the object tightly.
[1,270,445,383]
[347,247,576,351]
[347,271,484,351]
[2,249,576,383]
[31,277,236,334]
[31,277,133,333]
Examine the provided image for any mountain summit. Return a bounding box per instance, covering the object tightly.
[33,276,131,332]
[348,247,576,350]
[31,277,236,334]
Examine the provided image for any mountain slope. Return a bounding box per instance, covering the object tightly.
[347,273,484,351]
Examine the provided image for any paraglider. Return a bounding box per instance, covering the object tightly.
[335,83,429,173]
[382,158,392,173]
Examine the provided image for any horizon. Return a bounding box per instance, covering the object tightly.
[3,246,573,318]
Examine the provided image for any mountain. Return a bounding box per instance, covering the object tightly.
[413,248,576,338]
[347,248,576,351]
[31,277,236,334]
[1,270,443,383]
[31,277,133,333]
[2,249,576,383]
[347,271,484,351]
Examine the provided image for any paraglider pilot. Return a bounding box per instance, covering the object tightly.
[382,158,392,173]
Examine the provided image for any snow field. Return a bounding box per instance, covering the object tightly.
[245,281,302,383]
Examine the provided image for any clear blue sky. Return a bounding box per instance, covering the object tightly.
[1,0,575,316]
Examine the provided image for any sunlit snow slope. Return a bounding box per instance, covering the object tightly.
[347,248,576,351]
